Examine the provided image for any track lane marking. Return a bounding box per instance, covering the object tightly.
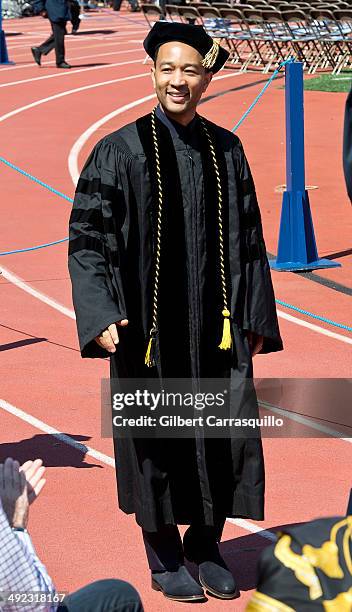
[0,72,149,124]
[0,52,143,88]
[276,311,352,345]
[0,397,275,541]
[0,398,114,466]
[1,42,146,72]
[5,31,146,57]
[0,266,76,319]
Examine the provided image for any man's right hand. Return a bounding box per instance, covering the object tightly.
[94,320,129,353]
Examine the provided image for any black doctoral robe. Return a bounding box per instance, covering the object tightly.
[68,107,283,532]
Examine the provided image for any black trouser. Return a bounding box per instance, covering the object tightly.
[68,0,81,31]
[143,519,226,572]
[58,579,143,611]
[37,20,66,66]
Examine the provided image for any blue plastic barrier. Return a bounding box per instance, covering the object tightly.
[270,62,340,272]
[0,0,11,64]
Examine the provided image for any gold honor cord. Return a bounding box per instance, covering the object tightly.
[145,109,163,367]
[144,110,232,367]
[200,118,232,350]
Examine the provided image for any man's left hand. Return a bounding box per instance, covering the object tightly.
[0,458,46,529]
[247,332,264,356]
[0,458,29,529]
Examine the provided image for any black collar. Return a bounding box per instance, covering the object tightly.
[155,104,199,140]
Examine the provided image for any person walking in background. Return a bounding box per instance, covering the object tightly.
[31,0,72,69]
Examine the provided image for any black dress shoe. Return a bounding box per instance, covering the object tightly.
[151,565,205,601]
[184,531,239,600]
[31,47,42,66]
[198,560,239,599]
[57,62,71,69]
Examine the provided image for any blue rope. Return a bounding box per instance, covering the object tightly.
[0,157,74,204]
[0,156,71,255]
[0,237,69,256]
[275,299,352,333]
[231,57,294,133]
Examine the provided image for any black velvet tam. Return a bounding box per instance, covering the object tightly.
[143,22,229,73]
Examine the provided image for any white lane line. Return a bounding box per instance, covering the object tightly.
[277,310,352,345]
[0,398,115,467]
[0,72,149,125]
[260,399,352,442]
[0,266,75,320]
[226,518,277,541]
[68,93,156,184]
[1,269,350,434]
[68,70,242,184]
[0,397,273,541]
[0,52,142,88]
[0,42,145,72]
[6,31,145,57]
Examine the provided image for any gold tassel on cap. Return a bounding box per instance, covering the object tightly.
[202,39,220,70]
[219,309,232,350]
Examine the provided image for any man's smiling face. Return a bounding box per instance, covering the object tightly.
[151,41,212,125]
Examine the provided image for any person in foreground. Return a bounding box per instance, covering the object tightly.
[69,22,283,603]
[246,516,352,610]
[0,457,143,612]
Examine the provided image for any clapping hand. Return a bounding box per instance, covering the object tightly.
[0,458,46,529]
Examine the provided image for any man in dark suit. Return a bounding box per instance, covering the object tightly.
[31,0,71,69]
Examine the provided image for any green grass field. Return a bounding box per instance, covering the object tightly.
[304,71,352,92]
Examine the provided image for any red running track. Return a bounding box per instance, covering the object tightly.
[0,10,352,611]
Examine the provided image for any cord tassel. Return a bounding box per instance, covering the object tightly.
[145,335,155,367]
[219,309,232,350]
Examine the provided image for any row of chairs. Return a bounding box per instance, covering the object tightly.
[142,3,352,74]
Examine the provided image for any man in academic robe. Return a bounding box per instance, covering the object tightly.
[68,22,283,603]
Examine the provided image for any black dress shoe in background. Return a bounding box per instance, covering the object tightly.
[31,47,42,66]
[151,565,205,602]
[183,530,239,600]
[57,62,71,69]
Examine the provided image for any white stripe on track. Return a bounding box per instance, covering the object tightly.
[0,71,149,124]
[0,397,274,540]
[260,399,352,441]
[0,42,145,71]
[277,310,352,345]
[0,398,115,467]
[226,518,277,541]
[1,265,350,437]
[68,93,156,184]
[6,31,146,57]
[0,53,142,88]
[0,265,76,319]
